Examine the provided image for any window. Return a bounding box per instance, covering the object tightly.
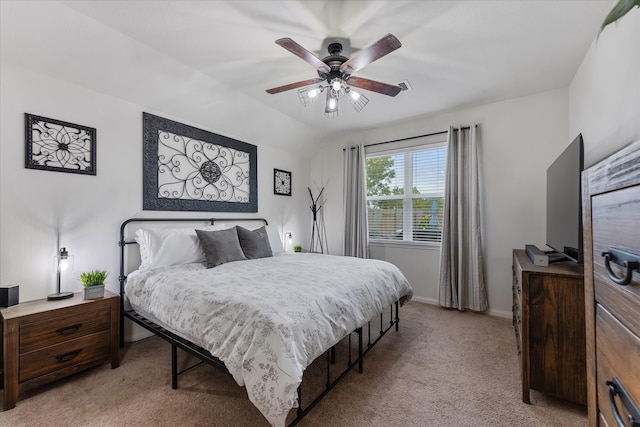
[366,142,447,243]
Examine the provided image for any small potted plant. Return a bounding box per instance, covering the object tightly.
[293,245,302,253]
[80,269,108,300]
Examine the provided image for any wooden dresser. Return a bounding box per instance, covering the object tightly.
[583,139,640,426]
[512,249,586,405]
[1,290,120,410]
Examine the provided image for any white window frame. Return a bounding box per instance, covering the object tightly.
[365,135,447,247]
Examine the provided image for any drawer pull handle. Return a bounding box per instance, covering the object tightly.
[55,349,83,362]
[56,323,83,335]
[607,377,640,427]
[602,248,639,286]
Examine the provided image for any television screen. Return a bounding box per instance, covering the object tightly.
[546,134,584,263]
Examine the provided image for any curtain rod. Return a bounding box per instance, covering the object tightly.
[364,124,477,148]
[343,124,478,151]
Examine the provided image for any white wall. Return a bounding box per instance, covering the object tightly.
[0,68,312,303]
[3,0,637,323]
[570,11,640,166]
[312,88,570,317]
[0,1,324,306]
[312,10,640,318]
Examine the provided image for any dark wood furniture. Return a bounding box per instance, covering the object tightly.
[1,290,119,410]
[512,249,587,405]
[582,139,640,427]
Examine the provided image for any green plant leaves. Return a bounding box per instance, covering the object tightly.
[600,0,640,32]
[80,269,108,287]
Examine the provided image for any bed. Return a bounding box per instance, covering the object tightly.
[119,217,413,426]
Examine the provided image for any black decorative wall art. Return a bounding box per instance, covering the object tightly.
[143,113,258,212]
[25,113,96,175]
[274,169,291,196]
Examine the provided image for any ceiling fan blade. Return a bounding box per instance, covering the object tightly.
[266,78,323,94]
[340,33,402,75]
[275,38,331,74]
[347,76,402,97]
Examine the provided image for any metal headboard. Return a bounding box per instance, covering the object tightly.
[118,217,268,344]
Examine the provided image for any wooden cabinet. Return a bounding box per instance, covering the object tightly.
[1,290,119,410]
[582,139,640,426]
[512,249,587,405]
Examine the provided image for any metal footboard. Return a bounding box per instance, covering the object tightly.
[290,300,401,426]
[123,298,402,426]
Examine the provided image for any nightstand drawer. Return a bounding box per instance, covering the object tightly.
[2,291,120,411]
[20,304,111,354]
[19,330,111,382]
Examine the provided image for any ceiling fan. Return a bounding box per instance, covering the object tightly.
[266,34,402,118]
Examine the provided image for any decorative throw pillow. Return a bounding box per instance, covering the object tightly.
[236,226,273,259]
[195,226,247,268]
[135,224,228,270]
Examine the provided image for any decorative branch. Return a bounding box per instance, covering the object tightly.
[308,187,324,221]
[308,187,326,253]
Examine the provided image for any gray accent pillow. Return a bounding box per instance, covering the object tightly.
[195,226,247,268]
[236,226,273,259]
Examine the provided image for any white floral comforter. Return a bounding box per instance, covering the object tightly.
[125,253,413,427]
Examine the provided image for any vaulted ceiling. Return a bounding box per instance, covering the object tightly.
[1,1,613,139]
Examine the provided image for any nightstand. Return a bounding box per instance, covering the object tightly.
[1,290,119,410]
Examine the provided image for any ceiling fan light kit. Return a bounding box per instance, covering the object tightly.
[298,84,369,118]
[325,88,338,119]
[347,88,369,113]
[267,33,402,118]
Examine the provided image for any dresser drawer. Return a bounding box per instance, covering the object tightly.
[512,261,522,355]
[598,413,611,427]
[591,185,640,337]
[20,304,111,354]
[19,330,111,382]
[514,304,522,341]
[595,304,640,426]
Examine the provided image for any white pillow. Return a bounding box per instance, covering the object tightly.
[264,225,284,255]
[135,224,227,270]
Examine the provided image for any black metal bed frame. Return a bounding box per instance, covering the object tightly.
[118,217,403,426]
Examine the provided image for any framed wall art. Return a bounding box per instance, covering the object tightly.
[274,169,291,196]
[142,112,258,212]
[24,113,97,175]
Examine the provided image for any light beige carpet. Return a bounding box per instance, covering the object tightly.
[0,301,586,426]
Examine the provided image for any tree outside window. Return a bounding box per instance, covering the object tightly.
[366,144,446,243]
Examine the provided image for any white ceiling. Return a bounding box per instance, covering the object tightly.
[2,0,613,138]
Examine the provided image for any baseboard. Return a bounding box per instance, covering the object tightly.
[487,308,511,319]
[410,295,438,305]
[408,296,512,319]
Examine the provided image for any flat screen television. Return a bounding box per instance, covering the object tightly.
[546,134,584,264]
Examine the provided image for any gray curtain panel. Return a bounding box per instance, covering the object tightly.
[343,143,369,258]
[438,125,488,312]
